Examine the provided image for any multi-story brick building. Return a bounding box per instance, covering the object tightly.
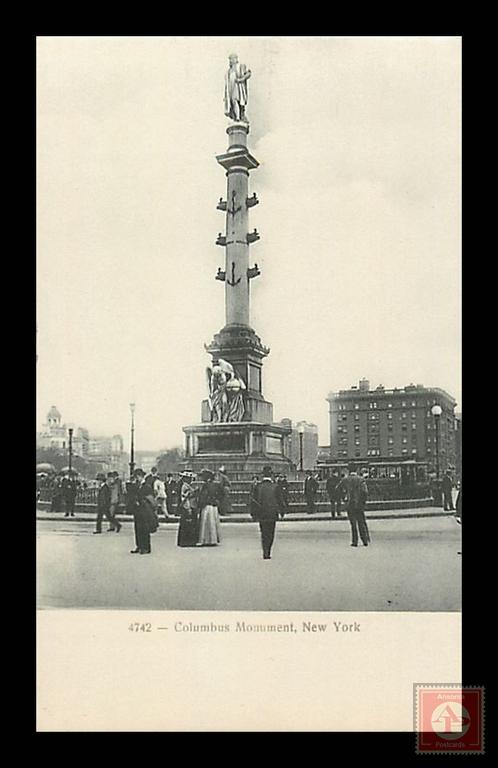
[326,379,457,474]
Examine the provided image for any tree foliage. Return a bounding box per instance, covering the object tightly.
[155,447,185,475]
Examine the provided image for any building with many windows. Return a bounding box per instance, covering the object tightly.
[278,419,318,472]
[326,379,457,474]
[87,434,128,475]
[37,406,127,475]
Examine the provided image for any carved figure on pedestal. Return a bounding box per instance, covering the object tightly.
[206,358,246,423]
[224,54,251,123]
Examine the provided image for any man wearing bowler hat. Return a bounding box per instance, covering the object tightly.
[250,465,286,560]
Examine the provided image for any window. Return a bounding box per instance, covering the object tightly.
[411,423,417,429]
[339,438,348,445]
[354,414,360,421]
[388,424,393,432]
[402,448,408,454]
[388,449,393,457]
[354,425,360,432]
[427,436,432,443]
[387,402,393,408]
[355,450,361,457]
[388,437,394,445]
[387,413,393,420]
[411,448,417,454]
[369,402,377,409]
[401,424,408,432]
[402,437,407,444]
[402,412,407,419]
[427,423,432,430]
[355,438,360,445]
[427,447,432,453]
[411,412,417,419]
[354,404,360,410]
[402,401,407,407]
[411,401,416,407]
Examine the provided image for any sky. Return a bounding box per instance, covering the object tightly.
[36,36,461,450]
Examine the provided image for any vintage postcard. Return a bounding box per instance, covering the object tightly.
[36,35,462,733]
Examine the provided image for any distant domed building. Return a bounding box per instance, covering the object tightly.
[36,406,89,456]
[37,406,127,476]
[37,406,68,451]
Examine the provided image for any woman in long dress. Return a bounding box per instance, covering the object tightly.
[197,469,223,546]
[177,472,198,548]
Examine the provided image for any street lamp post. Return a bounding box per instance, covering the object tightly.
[298,423,305,472]
[431,404,442,479]
[68,427,73,473]
[129,403,136,479]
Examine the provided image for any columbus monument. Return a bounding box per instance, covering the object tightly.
[182,54,293,478]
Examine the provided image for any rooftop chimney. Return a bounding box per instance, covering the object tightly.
[359,378,370,392]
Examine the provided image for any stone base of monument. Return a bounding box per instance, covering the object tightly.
[181,421,295,480]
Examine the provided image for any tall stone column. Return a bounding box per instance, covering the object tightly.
[216,122,259,328]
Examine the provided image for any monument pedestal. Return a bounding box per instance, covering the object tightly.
[182,421,294,480]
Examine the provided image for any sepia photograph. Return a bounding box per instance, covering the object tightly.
[36,36,461,617]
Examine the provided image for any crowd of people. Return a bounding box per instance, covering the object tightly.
[91,463,372,557]
[39,462,461,557]
[116,465,234,554]
[38,471,86,517]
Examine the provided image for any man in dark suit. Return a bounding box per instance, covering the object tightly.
[250,465,286,559]
[94,474,114,534]
[63,472,78,517]
[165,473,175,516]
[304,470,319,514]
[338,468,370,547]
[129,468,153,554]
[326,471,342,518]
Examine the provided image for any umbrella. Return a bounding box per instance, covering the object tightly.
[36,462,56,473]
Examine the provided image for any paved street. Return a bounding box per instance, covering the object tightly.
[37,516,461,612]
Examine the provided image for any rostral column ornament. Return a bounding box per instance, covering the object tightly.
[224,53,251,123]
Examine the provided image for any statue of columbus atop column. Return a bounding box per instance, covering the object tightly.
[224,53,251,123]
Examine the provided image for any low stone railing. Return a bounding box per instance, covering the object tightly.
[38,479,434,514]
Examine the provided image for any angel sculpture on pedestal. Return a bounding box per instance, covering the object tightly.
[206,358,246,422]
